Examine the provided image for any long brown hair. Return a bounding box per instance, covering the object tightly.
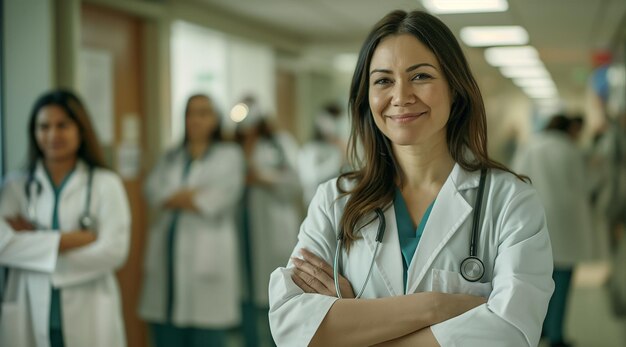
[27,89,107,172]
[338,10,525,250]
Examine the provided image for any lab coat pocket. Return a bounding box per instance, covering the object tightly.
[194,230,223,279]
[431,268,492,298]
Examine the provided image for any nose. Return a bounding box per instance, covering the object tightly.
[391,80,416,107]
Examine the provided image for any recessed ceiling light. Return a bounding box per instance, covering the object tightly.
[460,26,528,47]
[230,103,249,123]
[422,0,508,14]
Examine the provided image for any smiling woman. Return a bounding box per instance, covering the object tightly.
[268,10,554,347]
[368,34,452,148]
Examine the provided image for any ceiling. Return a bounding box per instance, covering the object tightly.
[186,0,626,107]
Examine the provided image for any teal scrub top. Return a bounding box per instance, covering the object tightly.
[165,151,195,321]
[393,188,435,292]
[45,168,76,331]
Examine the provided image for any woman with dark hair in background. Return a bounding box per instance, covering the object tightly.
[139,94,245,347]
[269,10,554,347]
[0,89,131,347]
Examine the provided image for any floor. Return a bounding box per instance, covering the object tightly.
[539,261,626,347]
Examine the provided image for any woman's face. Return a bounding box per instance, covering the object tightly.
[368,34,453,148]
[186,97,218,143]
[35,105,81,162]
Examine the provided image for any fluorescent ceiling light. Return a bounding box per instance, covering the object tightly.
[524,89,558,99]
[422,0,508,14]
[512,77,555,89]
[485,46,540,66]
[522,85,558,95]
[500,65,550,79]
[460,26,528,47]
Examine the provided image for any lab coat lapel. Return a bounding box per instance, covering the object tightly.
[33,161,88,228]
[406,164,480,293]
[361,206,404,296]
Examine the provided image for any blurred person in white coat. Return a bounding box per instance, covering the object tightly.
[0,89,130,347]
[138,94,245,347]
[268,10,554,347]
[513,114,593,347]
[298,103,347,207]
[236,96,301,346]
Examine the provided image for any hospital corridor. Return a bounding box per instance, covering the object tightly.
[1,1,626,347]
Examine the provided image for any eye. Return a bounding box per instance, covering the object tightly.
[412,73,433,81]
[373,78,392,86]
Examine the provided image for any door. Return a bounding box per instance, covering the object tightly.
[81,4,148,346]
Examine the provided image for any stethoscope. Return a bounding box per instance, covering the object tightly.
[333,169,488,298]
[25,166,96,230]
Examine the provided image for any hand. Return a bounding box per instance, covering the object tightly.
[5,215,36,232]
[163,189,197,210]
[430,292,487,324]
[59,230,97,252]
[291,248,355,298]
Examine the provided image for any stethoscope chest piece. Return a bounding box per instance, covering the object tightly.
[460,256,485,282]
[79,214,96,230]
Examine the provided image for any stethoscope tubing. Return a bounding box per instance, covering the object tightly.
[333,169,489,297]
[25,166,95,230]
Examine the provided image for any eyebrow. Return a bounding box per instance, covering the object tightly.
[369,63,437,76]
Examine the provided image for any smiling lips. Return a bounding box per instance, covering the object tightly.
[385,111,427,123]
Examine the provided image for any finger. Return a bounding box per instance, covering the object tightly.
[292,266,331,296]
[290,273,315,293]
[292,256,334,291]
[299,248,334,278]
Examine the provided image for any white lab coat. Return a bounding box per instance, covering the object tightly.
[269,164,554,347]
[512,131,593,266]
[0,219,60,272]
[297,141,344,206]
[248,134,301,306]
[0,160,130,347]
[139,143,245,328]
[0,220,60,347]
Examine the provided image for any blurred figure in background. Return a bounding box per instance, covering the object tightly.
[297,102,347,207]
[588,111,626,315]
[0,89,130,347]
[513,114,593,347]
[236,95,300,347]
[138,94,245,347]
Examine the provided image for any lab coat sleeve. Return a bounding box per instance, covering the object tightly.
[268,182,339,347]
[192,145,245,218]
[0,220,59,273]
[144,152,180,208]
[430,188,554,347]
[53,172,131,287]
[0,176,60,272]
[0,174,25,217]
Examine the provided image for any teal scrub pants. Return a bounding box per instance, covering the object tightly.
[543,268,573,343]
[150,323,226,347]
